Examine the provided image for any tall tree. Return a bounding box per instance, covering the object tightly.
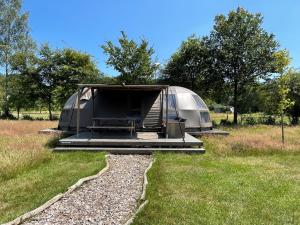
[277,70,294,143]
[162,36,207,90]
[12,45,102,119]
[286,71,300,124]
[161,35,226,101]
[53,48,101,108]
[102,31,158,84]
[34,45,101,119]
[207,7,280,124]
[0,0,32,116]
[9,49,39,118]
[7,74,33,119]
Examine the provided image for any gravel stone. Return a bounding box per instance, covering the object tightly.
[23,154,152,225]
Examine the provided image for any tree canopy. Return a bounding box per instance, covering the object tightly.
[162,36,209,90]
[12,44,102,119]
[207,7,283,124]
[0,0,33,116]
[163,7,285,124]
[102,31,158,84]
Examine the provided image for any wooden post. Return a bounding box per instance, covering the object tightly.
[91,88,95,118]
[165,87,169,139]
[161,89,164,133]
[76,88,82,137]
[281,112,285,144]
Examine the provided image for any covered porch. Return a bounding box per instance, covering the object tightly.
[56,84,204,153]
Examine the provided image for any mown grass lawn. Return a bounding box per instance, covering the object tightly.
[133,126,300,225]
[0,120,106,224]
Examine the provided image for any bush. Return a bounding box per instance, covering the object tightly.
[50,115,59,121]
[244,116,256,125]
[212,120,218,127]
[22,114,33,120]
[290,116,299,125]
[0,113,17,120]
[220,119,233,126]
[261,115,276,125]
[35,117,45,121]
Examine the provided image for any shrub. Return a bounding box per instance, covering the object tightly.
[0,113,17,120]
[220,119,233,126]
[51,115,59,121]
[261,115,276,125]
[212,120,218,127]
[244,116,256,125]
[35,117,45,121]
[22,114,33,120]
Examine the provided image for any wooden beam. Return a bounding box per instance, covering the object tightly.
[160,91,163,131]
[76,88,82,136]
[91,88,95,118]
[165,87,169,139]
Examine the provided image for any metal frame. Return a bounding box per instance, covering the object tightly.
[76,88,82,136]
[75,84,170,139]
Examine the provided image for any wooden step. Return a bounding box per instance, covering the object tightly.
[54,147,205,154]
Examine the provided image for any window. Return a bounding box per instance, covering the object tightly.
[192,95,207,109]
[200,112,211,123]
[177,93,198,110]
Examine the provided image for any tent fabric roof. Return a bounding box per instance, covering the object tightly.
[78,84,169,91]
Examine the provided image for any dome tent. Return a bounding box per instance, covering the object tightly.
[165,86,212,132]
[58,86,212,133]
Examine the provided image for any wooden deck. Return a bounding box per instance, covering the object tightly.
[188,129,230,136]
[54,147,205,154]
[58,132,203,150]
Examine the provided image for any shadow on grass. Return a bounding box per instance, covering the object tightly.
[45,133,70,149]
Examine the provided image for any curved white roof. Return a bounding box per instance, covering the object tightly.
[59,86,212,130]
[167,86,209,111]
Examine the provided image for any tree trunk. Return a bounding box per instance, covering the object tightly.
[3,59,10,117]
[17,107,20,120]
[291,116,298,125]
[48,98,52,121]
[281,112,285,144]
[233,79,238,125]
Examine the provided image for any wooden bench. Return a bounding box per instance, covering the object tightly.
[87,117,136,137]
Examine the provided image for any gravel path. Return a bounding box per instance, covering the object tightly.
[23,154,152,225]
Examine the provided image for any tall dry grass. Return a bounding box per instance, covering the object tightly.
[0,120,58,180]
[203,125,300,156]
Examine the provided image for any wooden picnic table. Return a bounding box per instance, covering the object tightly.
[87,117,136,137]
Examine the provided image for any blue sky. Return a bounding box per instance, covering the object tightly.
[23,0,300,76]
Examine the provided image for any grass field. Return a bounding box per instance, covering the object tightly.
[210,112,291,125]
[1,119,299,224]
[11,111,60,120]
[133,125,300,225]
[0,120,106,224]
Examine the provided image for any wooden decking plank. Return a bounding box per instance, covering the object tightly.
[54,147,205,154]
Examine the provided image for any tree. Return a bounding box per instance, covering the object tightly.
[0,75,4,109]
[11,44,102,119]
[7,73,33,119]
[9,49,38,118]
[286,71,300,124]
[102,31,158,84]
[0,0,32,116]
[53,48,101,108]
[162,36,206,90]
[207,7,280,124]
[33,45,102,119]
[161,36,226,101]
[277,70,294,144]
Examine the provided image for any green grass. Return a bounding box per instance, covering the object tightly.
[0,120,106,223]
[11,110,61,120]
[0,151,106,223]
[210,112,291,125]
[133,126,300,225]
